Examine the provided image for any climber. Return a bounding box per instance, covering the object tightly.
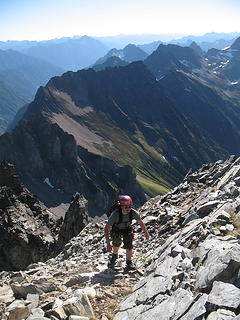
[104,195,150,270]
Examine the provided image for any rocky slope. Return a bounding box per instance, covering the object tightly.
[145,40,240,157]
[0,156,240,319]
[0,121,145,217]
[204,36,240,84]
[115,155,240,319]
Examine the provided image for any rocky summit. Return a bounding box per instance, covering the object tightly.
[0,156,240,319]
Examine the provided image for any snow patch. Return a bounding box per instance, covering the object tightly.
[222,60,230,65]
[179,59,193,67]
[173,156,181,163]
[43,177,54,189]
[156,75,165,81]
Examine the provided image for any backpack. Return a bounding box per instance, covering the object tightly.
[106,201,120,218]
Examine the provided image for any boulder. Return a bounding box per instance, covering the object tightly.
[57,194,89,249]
[206,309,236,320]
[207,281,240,309]
[6,299,30,320]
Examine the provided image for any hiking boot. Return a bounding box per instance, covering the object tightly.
[108,253,118,267]
[125,259,135,271]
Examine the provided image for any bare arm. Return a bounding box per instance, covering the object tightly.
[104,223,113,252]
[138,220,150,240]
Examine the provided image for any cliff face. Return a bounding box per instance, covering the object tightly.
[22,62,228,181]
[0,114,146,216]
[0,161,92,271]
[0,161,56,270]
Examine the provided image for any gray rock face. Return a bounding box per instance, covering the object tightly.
[0,100,146,217]
[208,281,240,309]
[0,161,56,271]
[207,309,236,320]
[57,194,89,249]
[114,156,240,319]
[0,161,90,271]
[195,238,240,290]
[1,156,240,319]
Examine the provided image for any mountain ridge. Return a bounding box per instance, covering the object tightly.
[0,57,229,214]
[2,40,240,215]
[0,49,64,134]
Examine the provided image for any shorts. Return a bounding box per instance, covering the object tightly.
[110,226,134,250]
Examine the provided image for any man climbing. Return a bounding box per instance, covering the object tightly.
[104,195,150,271]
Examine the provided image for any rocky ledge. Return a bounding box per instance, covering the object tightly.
[0,156,240,319]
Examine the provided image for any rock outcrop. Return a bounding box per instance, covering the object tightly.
[57,194,89,249]
[0,161,57,271]
[0,161,90,271]
[0,156,240,319]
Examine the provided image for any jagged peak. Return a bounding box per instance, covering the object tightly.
[123,43,139,50]
[189,41,203,56]
[230,36,240,50]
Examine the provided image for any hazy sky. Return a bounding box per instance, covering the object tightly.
[1,0,240,41]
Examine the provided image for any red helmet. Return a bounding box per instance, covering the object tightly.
[118,195,133,206]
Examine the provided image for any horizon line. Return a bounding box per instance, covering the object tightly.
[1,31,240,43]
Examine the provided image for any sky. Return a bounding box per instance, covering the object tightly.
[1,0,240,41]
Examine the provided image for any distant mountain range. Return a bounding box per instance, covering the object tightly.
[95,32,240,48]
[1,32,239,53]
[137,33,240,55]
[21,36,109,71]
[94,44,148,64]
[0,36,109,72]
[0,49,64,134]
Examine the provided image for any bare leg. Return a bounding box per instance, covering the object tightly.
[126,249,133,260]
[113,246,120,254]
